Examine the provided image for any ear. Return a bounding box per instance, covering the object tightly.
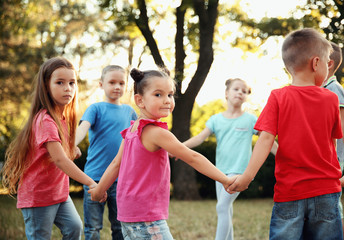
[225,89,229,100]
[311,56,320,72]
[134,94,145,108]
[99,81,103,89]
[328,59,335,71]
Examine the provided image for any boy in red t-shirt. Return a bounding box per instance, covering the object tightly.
[228,28,344,239]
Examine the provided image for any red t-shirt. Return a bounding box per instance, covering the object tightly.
[17,110,69,208]
[255,85,342,202]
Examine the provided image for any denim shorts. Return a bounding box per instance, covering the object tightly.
[121,220,174,240]
[270,192,343,240]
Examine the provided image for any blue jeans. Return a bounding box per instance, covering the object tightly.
[21,195,82,240]
[270,192,343,240]
[84,181,123,240]
[121,220,174,240]
[215,174,240,240]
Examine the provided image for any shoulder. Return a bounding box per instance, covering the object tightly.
[35,109,56,125]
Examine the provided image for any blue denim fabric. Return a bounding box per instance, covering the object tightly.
[121,220,174,240]
[21,195,82,240]
[84,181,123,240]
[270,192,343,240]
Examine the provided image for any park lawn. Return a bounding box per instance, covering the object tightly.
[0,195,273,240]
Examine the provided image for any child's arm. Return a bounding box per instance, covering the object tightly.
[228,131,276,193]
[46,141,96,188]
[258,131,278,155]
[88,141,124,202]
[183,127,212,148]
[144,126,233,189]
[75,120,91,146]
[270,140,279,156]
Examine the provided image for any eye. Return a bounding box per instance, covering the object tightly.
[155,93,161,97]
[57,81,63,85]
[69,81,76,86]
[168,93,174,98]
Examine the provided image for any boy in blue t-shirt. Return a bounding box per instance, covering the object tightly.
[76,65,137,240]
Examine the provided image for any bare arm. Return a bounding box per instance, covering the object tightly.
[88,141,124,202]
[146,126,232,189]
[46,141,96,188]
[228,131,276,193]
[183,127,212,148]
[75,120,91,146]
[257,131,278,156]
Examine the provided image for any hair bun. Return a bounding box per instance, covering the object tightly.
[130,68,144,82]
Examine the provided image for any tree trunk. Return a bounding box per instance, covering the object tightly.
[134,0,219,200]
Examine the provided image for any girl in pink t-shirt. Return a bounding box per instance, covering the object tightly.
[89,68,232,239]
[2,57,97,239]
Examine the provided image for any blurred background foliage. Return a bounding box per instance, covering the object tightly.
[1,0,344,198]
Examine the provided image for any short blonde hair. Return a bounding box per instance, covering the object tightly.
[282,28,332,74]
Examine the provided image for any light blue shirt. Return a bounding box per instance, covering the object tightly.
[206,112,258,174]
[324,75,344,167]
[81,102,137,181]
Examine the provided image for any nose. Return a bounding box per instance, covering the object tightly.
[65,84,71,92]
[164,95,171,104]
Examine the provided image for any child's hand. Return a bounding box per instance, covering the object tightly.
[227,175,252,194]
[168,152,179,161]
[340,176,344,187]
[223,175,239,192]
[88,186,107,203]
[74,146,82,159]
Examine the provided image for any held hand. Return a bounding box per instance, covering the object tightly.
[227,175,251,194]
[88,186,107,203]
[222,175,239,192]
[74,146,82,159]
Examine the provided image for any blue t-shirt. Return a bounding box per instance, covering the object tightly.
[206,112,258,174]
[81,102,137,180]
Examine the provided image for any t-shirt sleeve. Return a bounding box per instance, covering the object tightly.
[205,115,215,134]
[81,104,97,126]
[254,91,278,136]
[35,113,61,148]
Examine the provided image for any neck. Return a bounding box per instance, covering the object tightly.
[224,104,243,118]
[105,98,120,105]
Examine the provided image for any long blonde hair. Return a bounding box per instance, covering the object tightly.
[2,57,78,195]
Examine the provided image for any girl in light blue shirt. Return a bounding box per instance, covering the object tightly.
[184,78,277,240]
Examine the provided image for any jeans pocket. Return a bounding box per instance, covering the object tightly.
[315,193,339,221]
[274,201,298,220]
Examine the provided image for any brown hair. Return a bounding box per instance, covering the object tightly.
[330,42,343,73]
[130,68,173,95]
[2,57,78,195]
[282,28,332,74]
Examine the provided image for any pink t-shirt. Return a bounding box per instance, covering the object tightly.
[255,86,342,202]
[17,109,69,208]
[117,119,170,222]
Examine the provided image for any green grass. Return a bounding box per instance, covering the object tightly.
[0,195,274,240]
